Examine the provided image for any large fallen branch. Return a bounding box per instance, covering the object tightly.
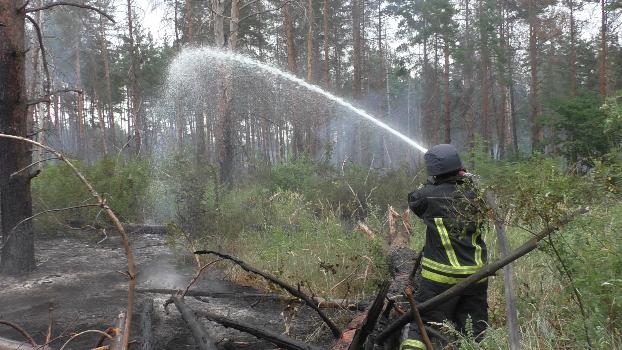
[138,289,368,310]
[169,296,218,350]
[375,209,587,344]
[0,134,137,350]
[194,309,324,350]
[194,250,342,338]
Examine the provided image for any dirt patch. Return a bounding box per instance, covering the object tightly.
[0,232,337,349]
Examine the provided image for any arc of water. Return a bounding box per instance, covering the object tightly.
[177,48,429,154]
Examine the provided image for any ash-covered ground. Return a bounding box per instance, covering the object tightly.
[0,232,335,349]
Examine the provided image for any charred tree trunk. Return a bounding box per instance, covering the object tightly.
[0,0,35,275]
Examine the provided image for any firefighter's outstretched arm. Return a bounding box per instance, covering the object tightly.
[408,189,427,218]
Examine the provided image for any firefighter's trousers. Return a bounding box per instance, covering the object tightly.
[400,279,488,350]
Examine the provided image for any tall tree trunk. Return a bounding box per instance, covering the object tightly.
[599,0,607,99]
[91,52,107,156]
[479,1,491,152]
[0,0,35,275]
[75,34,86,158]
[174,0,181,48]
[528,0,541,151]
[306,0,314,82]
[433,35,440,144]
[99,16,115,149]
[497,1,508,158]
[213,0,237,184]
[352,0,362,99]
[283,3,297,74]
[322,0,330,87]
[283,3,302,158]
[195,104,207,163]
[127,0,141,155]
[213,0,225,46]
[351,0,362,161]
[443,39,450,144]
[568,0,577,96]
[463,0,475,149]
[183,0,194,43]
[332,0,342,91]
[229,0,239,49]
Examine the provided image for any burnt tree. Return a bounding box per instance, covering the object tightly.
[0,0,36,275]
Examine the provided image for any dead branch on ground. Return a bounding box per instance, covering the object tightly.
[0,134,137,350]
[139,288,368,310]
[375,208,588,344]
[168,295,218,350]
[194,309,324,350]
[194,250,342,338]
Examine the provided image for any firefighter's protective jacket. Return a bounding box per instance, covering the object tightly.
[408,174,487,285]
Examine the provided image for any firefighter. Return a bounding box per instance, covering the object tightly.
[401,144,488,350]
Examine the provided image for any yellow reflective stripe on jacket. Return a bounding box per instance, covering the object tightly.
[472,230,483,266]
[434,218,460,267]
[400,339,426,350]
[422,257,481,274]
[422,269,488,284]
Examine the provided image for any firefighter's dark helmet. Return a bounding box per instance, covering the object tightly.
[424,144,463,176]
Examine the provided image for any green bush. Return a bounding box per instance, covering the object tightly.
[31,157,150,230]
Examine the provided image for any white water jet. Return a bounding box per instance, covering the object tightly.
[169,47,429,154]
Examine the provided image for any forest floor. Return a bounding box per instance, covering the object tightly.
[0,231,335,349]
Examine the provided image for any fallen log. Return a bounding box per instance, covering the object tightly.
[375,209,587,344]
[170,296,218,350]
[194,250,342,338]
[138,289,368,310]
[194,309,324,350]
